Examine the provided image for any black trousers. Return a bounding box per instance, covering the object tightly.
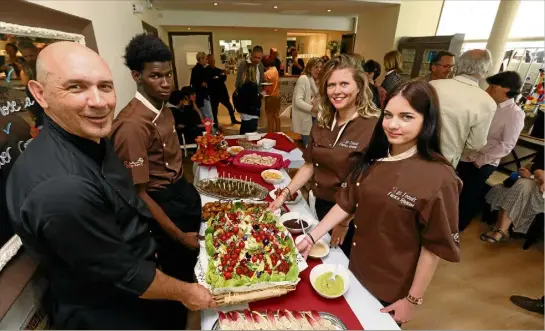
[240,118,259,135]
[147,177,203,329]
[457,161,497,232]
[315,197,355,258]
[211,93,236,124]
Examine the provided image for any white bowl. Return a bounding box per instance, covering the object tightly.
[227,146,244,156]
[269,188,303,205]
[295,236,330,259]
[261,169,284,185]
[258,138,276,149]
[279,211,316,235]
[245,132,261,141]
[309,264,350,299]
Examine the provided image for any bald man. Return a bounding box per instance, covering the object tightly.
[6,41,214,329]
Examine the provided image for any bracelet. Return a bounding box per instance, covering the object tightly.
[283,187,292,196]
[306,233,316,244]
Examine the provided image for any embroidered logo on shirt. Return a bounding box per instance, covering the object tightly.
[124,157,144,169]
[452,232,460,243]
[387,186,417,208]
[172,125,176,133]
[338,140,360,149]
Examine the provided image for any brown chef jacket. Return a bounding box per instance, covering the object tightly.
[111,92,182,191]
[336,151,461,303]
[303,115,377,202]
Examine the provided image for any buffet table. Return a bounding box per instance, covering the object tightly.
[194,135,399,330]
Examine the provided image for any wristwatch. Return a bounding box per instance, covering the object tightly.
[406,294,423,305]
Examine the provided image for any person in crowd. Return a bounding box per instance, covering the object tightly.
[430,49,496,168]
[481,147,544,242]
[235,60,262,134]
[271,54,380,257]
[419,51,456,82]
[0,43,23,79]
[297,80,461,324]
[190,52,213,123]
[381,50,404,94]
[269,47,283,75]
[7,41,214,329]
[363,59,387,108]
[321,55,330,64]
[262,55,281,133]
[457,71,525,231]
[169,87,204,144]
[206,54,240,126]
[291,57,323,146]
[111,34,206,327]
[290,48,305,75]
[234,45,264,134]
[510,295,544,315]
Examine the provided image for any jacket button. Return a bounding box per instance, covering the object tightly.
[354,224,358,229]
[356,182,360,186]
[166,162,169,166]
[315,163,319,167]
[163,143,166,147]
[314,183,318,187]
[352,242,357,247]
[153,123,157,126]
[356,203,359,208]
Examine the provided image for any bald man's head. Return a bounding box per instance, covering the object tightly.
[28,41,116,143]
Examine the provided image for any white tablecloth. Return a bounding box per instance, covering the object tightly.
[195,136,399,330]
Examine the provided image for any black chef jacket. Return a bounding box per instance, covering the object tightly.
[5,117,177,329]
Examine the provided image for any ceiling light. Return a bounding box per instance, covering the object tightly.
[213,2,218,5]
[188,27,191,30]
[273,5,278,9]
[327,9,331,12]
[274,29,278,31]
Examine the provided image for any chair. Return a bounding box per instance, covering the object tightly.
[523,213,544,250]
[179,132,197,157]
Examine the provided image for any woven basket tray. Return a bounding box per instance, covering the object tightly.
[214,284,297,306]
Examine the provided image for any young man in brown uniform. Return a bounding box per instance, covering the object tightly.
[111,34,201,293]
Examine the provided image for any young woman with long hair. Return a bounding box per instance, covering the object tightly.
[235,63,262,134]
[297,80,461,324]
[271,54,380,257]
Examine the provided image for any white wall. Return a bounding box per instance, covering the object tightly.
[159,10,354,32]
[394,0,444,44]
[27,0,162,114]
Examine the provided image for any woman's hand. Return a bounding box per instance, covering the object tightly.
[268,194,286,212]
[519,168,532,179]
[330,224,349,248]
[380,298,415,324]
[296,235,313,259]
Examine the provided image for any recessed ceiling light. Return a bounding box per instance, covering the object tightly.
[274,29,278,31]
[213,2,218,5]
[273,5,278,9]
[327,9,331,12]
[188,27,191,30]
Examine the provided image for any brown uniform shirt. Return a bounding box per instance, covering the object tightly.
[111,94,182,192]
[303,115,377,202]
[336,153,461,303]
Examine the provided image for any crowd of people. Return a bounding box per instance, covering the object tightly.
[2,30,543,330]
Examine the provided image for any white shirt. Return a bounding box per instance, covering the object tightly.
[461,98,525,167]
[429,75,497,168]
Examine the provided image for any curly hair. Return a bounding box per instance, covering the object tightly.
[317,54,381,129]
[123,33,172,72]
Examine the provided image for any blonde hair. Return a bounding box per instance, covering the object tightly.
[317,54,381,129]
[383,50,402,72]
[196,51,207,61]
[239,63,257,87]
[302,57,323,76]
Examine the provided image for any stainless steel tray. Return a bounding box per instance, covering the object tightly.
[196,178,269,200]
[211,311,347,330]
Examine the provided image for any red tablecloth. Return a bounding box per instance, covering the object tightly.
[249,258,364,330]
[263,133,297,152]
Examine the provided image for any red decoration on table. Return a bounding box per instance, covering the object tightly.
[263,133,297,152]
[191,133,229,165]
[249,258,364,330]
[203,118,214,135]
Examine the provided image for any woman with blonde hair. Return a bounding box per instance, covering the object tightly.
[262,55,281,132]
[382,50,404,94]
[234,63,262,134]
[271,54,380,257]
[291,57,323,145]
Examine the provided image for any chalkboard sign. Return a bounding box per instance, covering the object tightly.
[0,21,86,272]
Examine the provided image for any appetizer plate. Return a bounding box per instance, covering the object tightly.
[261,169,284,185]
[227,146,244,156]
[309,264,350,299]
[211,310,347,330]
[269,188,303,205]
[196,178,269,200]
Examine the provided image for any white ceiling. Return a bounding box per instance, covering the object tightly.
[153,0,398,16]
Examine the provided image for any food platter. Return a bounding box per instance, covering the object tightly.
[211,310,347,330]
[196,178,269,200]
[232,150,286,173]
[202,201,287,220]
